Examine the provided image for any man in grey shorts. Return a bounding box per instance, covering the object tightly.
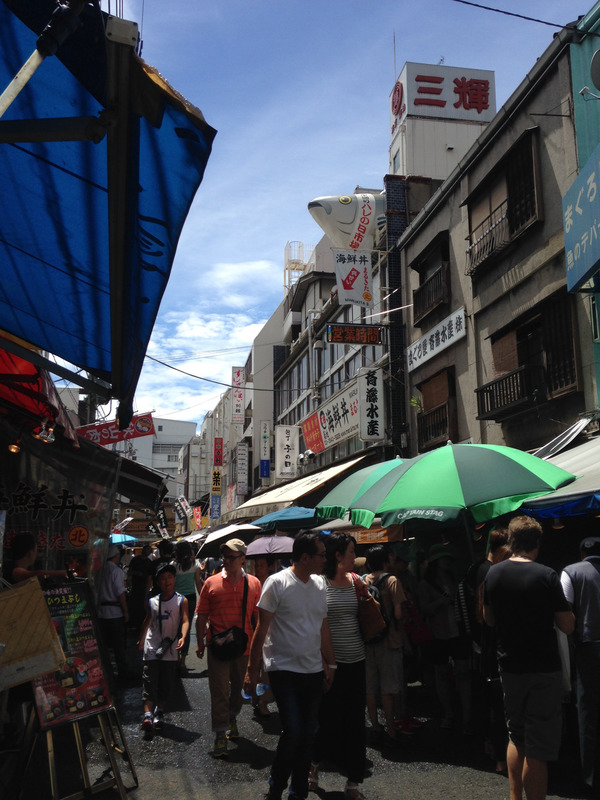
[483,516,574,800]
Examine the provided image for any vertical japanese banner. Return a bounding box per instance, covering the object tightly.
[213,437,223,466]
[210,468,222,521]
[274,426,299,479]
[236,442,249,496]
[260,420,271,478]
[334,250,374,308]
[357,367,385,442]
[231,367,245,424]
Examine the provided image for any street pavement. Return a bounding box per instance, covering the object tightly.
[16,629,590,800]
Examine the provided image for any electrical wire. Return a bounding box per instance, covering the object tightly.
[450,0,581,30]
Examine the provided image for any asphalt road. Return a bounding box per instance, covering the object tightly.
[14,630,590,800]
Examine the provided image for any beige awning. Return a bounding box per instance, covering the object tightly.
[219,455,367,523]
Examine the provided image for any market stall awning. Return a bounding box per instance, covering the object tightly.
[0,1,216,427]
[523,437,600,517]
[0,342,78,444]
[219,456,367,523]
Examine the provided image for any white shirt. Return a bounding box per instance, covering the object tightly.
[258,567,327,674]
[98,560,126,619]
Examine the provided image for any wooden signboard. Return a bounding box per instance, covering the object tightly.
[32,582,113,730]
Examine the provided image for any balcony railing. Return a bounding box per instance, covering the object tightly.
[465,200,510,276]
[417,399,457,451]
[413,262,450,325]
[475,364,546,421]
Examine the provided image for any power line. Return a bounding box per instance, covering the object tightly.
[450,0,580,30]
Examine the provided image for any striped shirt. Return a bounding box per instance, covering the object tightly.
[196,569,261,646]
[325,581,365,664]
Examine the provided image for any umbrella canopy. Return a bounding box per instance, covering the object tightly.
[110,532,137,545]
[246,535,296,558]
[316,443,576,529]
[0,2,216,426]
[252,506,320,532]
[197,523,262,557]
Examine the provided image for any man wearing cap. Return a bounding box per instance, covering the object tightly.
[195,538,261,758]
[484,516,574,800]
[97,544,130,683]
[561,536,600,793]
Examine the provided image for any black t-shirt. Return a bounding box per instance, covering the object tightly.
[484,559,569,673]
[127,555,152,594]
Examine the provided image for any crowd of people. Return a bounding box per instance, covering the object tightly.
[5,515,600,800]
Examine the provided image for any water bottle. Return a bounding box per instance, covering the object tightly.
[241,687,252,700]
[256,683,269,696]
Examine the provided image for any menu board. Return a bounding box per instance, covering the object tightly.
[32,582,112,729]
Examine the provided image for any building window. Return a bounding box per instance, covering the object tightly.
[466,129,541,276]
[476,292,577,421]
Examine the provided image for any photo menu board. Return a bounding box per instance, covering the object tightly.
[32,582,112,730]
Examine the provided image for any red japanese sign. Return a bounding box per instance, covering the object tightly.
[77,413,155,445]
[214,437,223,466]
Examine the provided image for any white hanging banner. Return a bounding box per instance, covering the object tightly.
[236,442,249,496]
[274,425,300,479]
[231,367,245,423]
[357,367,385,442]
[334,250,374,308]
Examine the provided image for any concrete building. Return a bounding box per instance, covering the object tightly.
[398,20,595,454]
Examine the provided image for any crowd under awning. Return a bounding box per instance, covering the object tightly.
[219,455,368,523]
[523,436,600,518]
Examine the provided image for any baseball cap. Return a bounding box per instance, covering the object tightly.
[220,538,247,555]
[156,562,176,578]
[107,544,121,559]
[580,536,600,551]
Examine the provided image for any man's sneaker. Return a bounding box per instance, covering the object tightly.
[212,735,228,758]
[153,709,164,730]
[141,713,153,732]
[227,719,239,740]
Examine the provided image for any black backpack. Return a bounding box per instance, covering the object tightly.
[365,572,392,642]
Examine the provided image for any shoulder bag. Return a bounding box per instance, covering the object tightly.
[352,573,388,644]
[209,576,249,661]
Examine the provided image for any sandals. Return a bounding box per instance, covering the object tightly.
[308,763,319,792]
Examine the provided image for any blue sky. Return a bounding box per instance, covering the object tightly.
[95,0,586,427]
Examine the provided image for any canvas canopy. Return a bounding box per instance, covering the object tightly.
[0,1,216,427]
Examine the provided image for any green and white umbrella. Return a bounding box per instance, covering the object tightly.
[316,443,577,529]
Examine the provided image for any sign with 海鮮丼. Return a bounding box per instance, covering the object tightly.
[334,250,374,307]
[406,307,466,372]
[563,140,600,293]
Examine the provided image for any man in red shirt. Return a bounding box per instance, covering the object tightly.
[196,538,261,758]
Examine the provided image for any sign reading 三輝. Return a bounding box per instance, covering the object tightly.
[390,62,496,131]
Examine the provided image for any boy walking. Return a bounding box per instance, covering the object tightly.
[138,562,190,732]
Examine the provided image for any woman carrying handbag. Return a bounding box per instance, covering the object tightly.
[310,533,367,800]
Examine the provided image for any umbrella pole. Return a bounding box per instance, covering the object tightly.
[0,0,87,120]
[0,50,44,119]
[462,514,476,563]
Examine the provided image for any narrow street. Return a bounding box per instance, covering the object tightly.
[15,629,588,800]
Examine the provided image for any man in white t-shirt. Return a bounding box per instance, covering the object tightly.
[98,544,130,683]
[244,533,335,800]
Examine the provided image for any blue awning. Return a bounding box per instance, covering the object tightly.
[0,1,216,426]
